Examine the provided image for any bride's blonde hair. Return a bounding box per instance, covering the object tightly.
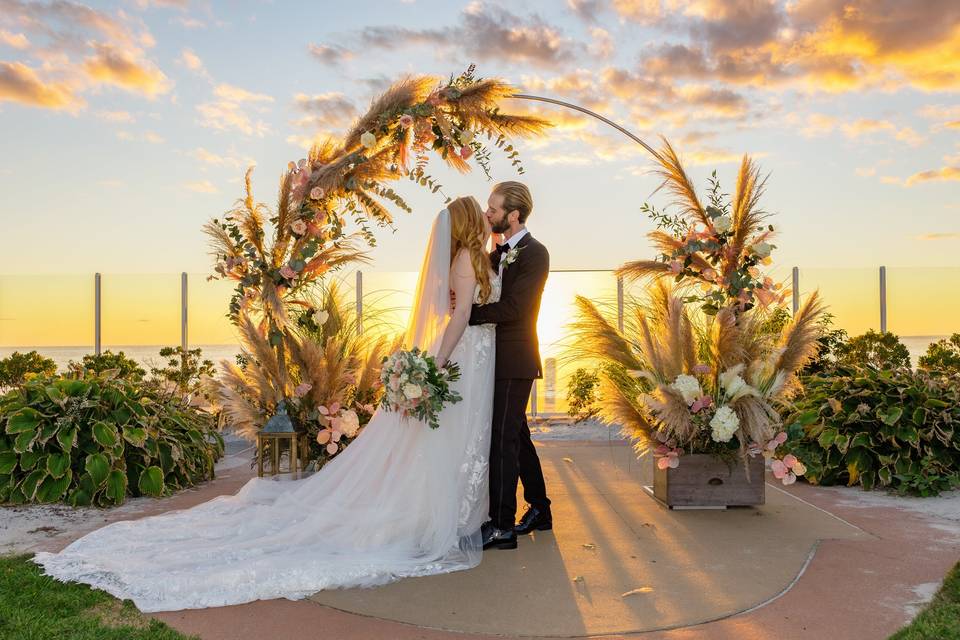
[448,196,492,303]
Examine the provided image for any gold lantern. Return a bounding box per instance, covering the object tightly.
[257,401,300,477]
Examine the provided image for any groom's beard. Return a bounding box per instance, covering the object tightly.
[491,216,510,234]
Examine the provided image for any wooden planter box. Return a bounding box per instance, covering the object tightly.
[649,454,765,509]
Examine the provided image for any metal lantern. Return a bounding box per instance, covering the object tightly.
[257,400,300,477]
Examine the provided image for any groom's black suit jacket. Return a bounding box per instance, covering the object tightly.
[469,232,549,380]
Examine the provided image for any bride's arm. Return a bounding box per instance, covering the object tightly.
[435,250,477,367]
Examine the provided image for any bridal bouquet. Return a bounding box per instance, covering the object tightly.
[379,347,462,429]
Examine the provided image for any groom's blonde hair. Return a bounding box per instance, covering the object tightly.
[492,181,533,224]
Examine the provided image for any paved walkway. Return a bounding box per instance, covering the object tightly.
[29,440,960,639]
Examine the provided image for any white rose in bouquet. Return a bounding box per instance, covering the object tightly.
[710,405,740,442]
[338,409,361,438]
[713,215,732,234]
[671,374,702,405]
[403,383,423,400]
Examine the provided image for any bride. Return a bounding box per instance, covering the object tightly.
[34,196,500,612]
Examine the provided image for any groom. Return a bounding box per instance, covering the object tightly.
[469,181,552,550]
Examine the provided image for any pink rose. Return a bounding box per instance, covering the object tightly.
[310,186,324,200]
[290,220,307,235]
[399,114,414,128]
[783,454,798,468]
[669,260,682,274]
[703,268,717,282]
[280,265,296,280]
[294,382,312,397]
[427,92,441,106]
[326,442,339,456]
[460,145,473,160]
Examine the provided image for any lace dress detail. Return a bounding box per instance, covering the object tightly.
[34,277,501,612]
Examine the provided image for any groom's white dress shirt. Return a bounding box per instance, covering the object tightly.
[497,228,529,277]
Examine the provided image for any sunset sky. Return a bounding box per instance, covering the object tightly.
[1,0,959,345]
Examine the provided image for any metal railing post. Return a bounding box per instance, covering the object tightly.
[94,273,101,355]
[616,275,624,332]
[792,267,800,315]
[356,270,363,335]
[879,266,887,332]
[181,272,188,352]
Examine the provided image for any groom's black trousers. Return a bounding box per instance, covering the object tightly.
[489,378,551,530]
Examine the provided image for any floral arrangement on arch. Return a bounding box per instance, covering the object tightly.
[203,67,548,465]
[567,141,825,482]
[619,139,789,316]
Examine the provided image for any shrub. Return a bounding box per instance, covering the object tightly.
[0,351,57,387]
[566,367,600,423]
[67,350,146,381]
[801,313,850,375]
[919,334,960,375]
[835,330,911,371]
[0,371,223,506]
[149,346,216,396]
[784,365,960,496]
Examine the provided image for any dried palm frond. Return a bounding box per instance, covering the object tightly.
[710,307,746,370]
[651,138,708,228]
[728,155,769,261]
[341,75,435,154]
[565,296,643,371]
[616,259,671,283]
[774,291,824,395]
[600,375,656,455]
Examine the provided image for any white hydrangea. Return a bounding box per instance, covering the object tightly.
[670,374,702,405]
[713,215,732,234]
[710,405,740,442]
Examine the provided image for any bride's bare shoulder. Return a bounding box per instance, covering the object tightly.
[450,249,476,280]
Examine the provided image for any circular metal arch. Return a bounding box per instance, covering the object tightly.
[507,93,662,161]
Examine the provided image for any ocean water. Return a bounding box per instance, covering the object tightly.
[1,336,948,374]
[0,344,243,373]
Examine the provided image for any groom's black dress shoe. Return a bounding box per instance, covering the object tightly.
[481,521,518,550]
[514,505,552,535]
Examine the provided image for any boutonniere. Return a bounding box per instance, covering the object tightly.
[503,245,524,269]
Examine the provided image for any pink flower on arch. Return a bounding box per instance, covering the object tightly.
[399,114,414,128]
[460,145,473,160]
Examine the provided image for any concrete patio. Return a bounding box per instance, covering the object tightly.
[20,438,960,640]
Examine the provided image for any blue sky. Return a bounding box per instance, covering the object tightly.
[1,0,959,277]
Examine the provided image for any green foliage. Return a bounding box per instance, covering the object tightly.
[0,351,57,387]
[784,365,960,496]
[566,368,601,423]
[889,560,960,640]
[801,312,850,375]
[0,555,199,639]
[68,350,146,381]
[149,346,216,395]
[919,333,960,375]
[835,330,911,371]
[0,372,223,507]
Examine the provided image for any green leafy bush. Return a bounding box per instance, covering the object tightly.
[0,371,223,506]
[785,365,960,496]
[0,351,57,387]
[835,330,911,371]
[566,367,601,423]
[919,334,960,374]
[149,346,216,395]
[67,350,146,381]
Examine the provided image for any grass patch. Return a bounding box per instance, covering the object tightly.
[0,554,197,640]
[889,561,960,640]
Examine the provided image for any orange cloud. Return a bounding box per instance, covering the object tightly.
[82,43,171,97]
[0,61,81,110]
[0,30,29,49]
[184,180,219,194]
[904,166,960,186]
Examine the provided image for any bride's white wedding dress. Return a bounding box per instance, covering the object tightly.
[33,210,498,612]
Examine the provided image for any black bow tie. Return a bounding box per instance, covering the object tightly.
[495,243,510,255]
